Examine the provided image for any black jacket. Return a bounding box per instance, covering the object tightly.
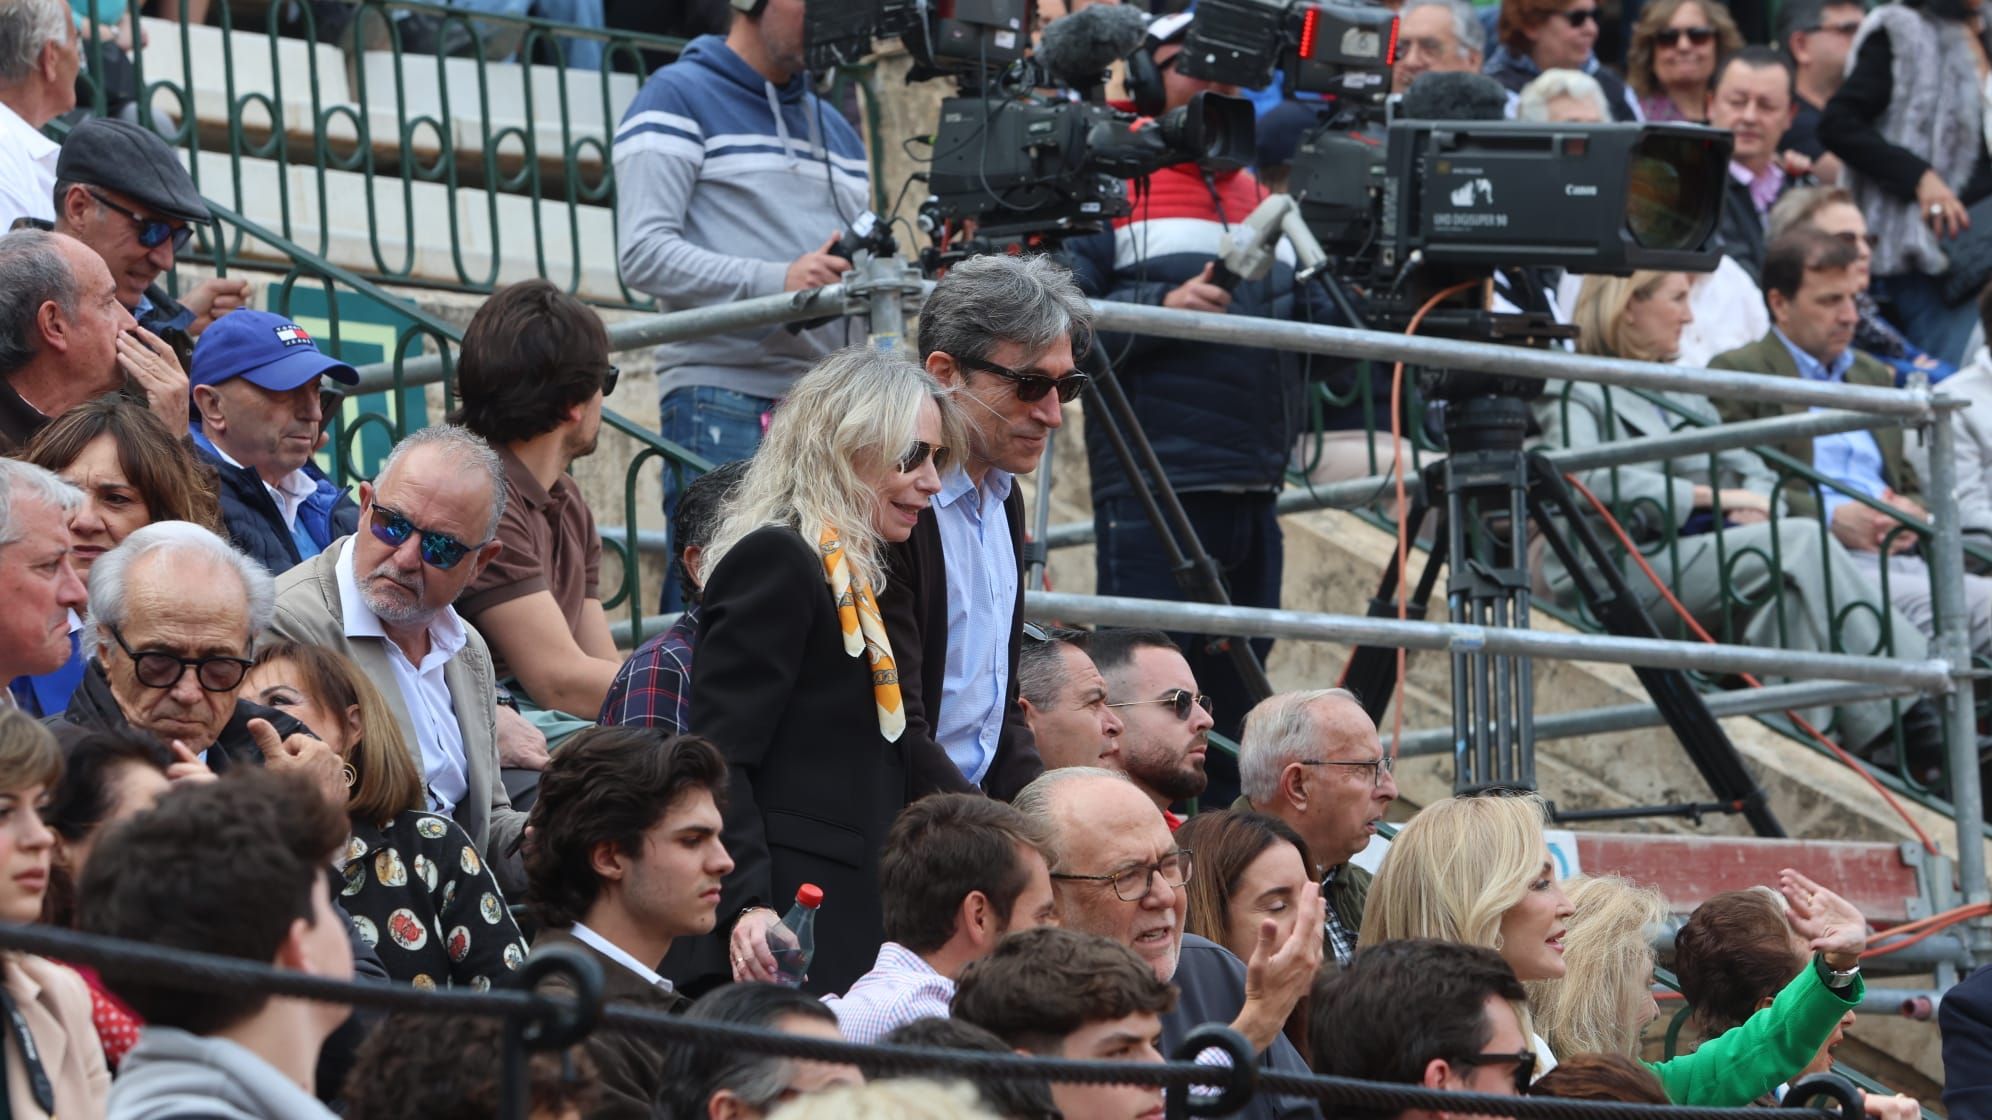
[1943,963,1992,1119]
[534,927,690,1120]
[1714,171,1802,282]
[672,525,966,995]
[1166,935,1324,1120]
[0,377,47,455]
[1482,46,1640,122]
[51,657,308,767]
[192,438,359,577]
[880,487,1043,804]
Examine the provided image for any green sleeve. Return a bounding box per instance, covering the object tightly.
[1642,956,1862,1106]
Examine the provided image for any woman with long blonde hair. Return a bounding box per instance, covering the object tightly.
[1525,875,1667,1057]
[689,346,967,996]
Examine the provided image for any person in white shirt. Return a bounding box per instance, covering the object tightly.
[824,793,1057,1044]
[0,0,76,231]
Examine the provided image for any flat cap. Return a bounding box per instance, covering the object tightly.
[55,118,209,225]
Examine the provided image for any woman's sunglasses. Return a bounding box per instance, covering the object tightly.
[896,441,951,474]
[1559,7,1598,26]
[1654,25,1716,46]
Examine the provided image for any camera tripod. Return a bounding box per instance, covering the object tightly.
[1339,389,1784,835]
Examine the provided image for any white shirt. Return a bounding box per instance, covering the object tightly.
[0,99,57,232]
[336,537,470,812]
[203,435,318,530]
[569,921,675,993]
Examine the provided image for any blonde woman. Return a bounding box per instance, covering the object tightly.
[689,346,965,996]
[0,710,110,1119]
[1534,271,1924,763]
[1526,875,1668,1057]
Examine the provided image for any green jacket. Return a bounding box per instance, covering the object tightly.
[1645,954,1863,1106]
[1226,796,1372,937]
[1707,332,1919,521]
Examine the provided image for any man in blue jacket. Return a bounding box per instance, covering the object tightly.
[188,310,359,576]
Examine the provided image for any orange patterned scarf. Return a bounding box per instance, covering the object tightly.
[819,526,905,742]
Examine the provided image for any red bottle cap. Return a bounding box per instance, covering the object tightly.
[795,883,824,909]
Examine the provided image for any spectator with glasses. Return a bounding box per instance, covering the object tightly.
[1233,689,1397,967]
[1484,0,1641,120]
[268,425,530,892]
[1012,767,1323,1120]
[1776,0,1868,185]
[1079,629,1215,829]
[1625,0,1743,122]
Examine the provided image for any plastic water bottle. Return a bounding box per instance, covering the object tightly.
[766,883,823,987]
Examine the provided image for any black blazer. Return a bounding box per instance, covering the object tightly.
[1944,962,1992,1119]
[881,487,1045,803]
[674,524,956,995]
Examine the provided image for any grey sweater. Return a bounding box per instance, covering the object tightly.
[108,1028,338,1120]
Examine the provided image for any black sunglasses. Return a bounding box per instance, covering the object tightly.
[956,355,1092,403]
[87,189,194,254]
[106,624,252,693]
[1808,18,1861,33]
[1107,687,1214,722]
[368,502,487,570]
[1654,25,1715,45]
[1559,6,1598,25]
[600,365,619,398]
[1460,1050,1537,1096]
[896,440,950,474]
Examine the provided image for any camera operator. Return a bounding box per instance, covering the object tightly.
[1064,13,1337,742]
[612,0,871,610]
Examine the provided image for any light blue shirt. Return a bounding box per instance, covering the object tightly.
[933,466,1017,787]
[1774,328,1886,525]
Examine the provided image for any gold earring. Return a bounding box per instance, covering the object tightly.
[341,763,358,789]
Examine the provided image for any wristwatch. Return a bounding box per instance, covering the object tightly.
[1821,957,1861,989]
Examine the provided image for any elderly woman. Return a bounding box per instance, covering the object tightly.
[10,397,222,716]
[1625,0,1744,122]
[1483,0,1640,121]
[1534,270,1930,764]
[1516,68,1612,123]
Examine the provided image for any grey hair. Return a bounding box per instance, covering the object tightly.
[84,521,274,654]
[1237,688,1361,804]
[375,424,509,541]
[0,229,77,377]
[1516,68,1613,123]
[915,253,1095,366]
[0,458,81,550]
[0,0,69,86]
[1016,625,1088,708]
[1402,0,1485,57]
[1012,766,1131,870]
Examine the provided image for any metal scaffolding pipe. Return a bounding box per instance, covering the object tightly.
[1926,406,1990,916]
[1024,591,1954,691]
[1651,925,1969,975]
[1394,680,1922,757]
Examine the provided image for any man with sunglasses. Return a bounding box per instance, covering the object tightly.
[1710,47,1810,281]
[1777,0,1866,186]
[188,310,361,577]
[1309,939,1535,1119]
[882,253,1095,801]
[1083,628,1214,828]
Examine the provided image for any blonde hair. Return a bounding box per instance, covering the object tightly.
[1358,793,1552,952]
[0,709,61,795]
[767,1080,1000,1120]
[250,641,425,825]
[1526,875,1667,1058]
[701,347,964,595]
[1573,271,1683,363]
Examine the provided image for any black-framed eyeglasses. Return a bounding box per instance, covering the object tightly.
[956,355,1092,403]
[1052,849,1194,902]
[1459,1050,1536,1096]
[600,365,620,398]
[1807,18,1861,34]
[1559,6,1598,25]
[1299,754,1395,788]
[367,502,489,571]
[1107,688,1213,722]
[896,440,950,474]
[106,624,252,693]
[86,189,193,254]
[1653,25,1715,46]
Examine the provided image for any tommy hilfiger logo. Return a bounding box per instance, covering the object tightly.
[274,324,313,347]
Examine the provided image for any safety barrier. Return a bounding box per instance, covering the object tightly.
[0,919,1867,1120]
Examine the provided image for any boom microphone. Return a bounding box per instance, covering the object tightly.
[1036,3,1152,92]
[1399,71,1508,123]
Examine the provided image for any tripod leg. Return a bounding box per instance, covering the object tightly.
[1342,491,1445,724]
[1523,454,1784,837]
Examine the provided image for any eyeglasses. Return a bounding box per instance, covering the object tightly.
[1107,688,1213,722]
[956,355,1092,403]
[1558,7,1598,26]
[1807,18,1862,34]
[367,502,489,571]
[1052,849,1194,902]
[1828,229,1879,250]
[600,365,619,398]
[106,624,252,693]
[86,189,193,254]
[1299,754,1395,788]
[1653,25,1715,46]
[896,440,950,474]
[1022,621,1085,643]
[1459,1050,1537,1096]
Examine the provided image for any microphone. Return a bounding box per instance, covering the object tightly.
[1036,4,1152,94]
[1400,71,1509,123]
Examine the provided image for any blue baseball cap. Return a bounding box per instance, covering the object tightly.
[188,310,359,394]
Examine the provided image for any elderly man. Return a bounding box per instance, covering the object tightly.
[189,310,359,575]
[1086,629,1215,828]
[0,459,87,691]
[0,0,75,230]
[1235,689,1397,968]
[1015,626,1123,772]
[48,119,251,349]
[1393,0,1484,93]
[1013,767,1323,1120]
[267,424,529,884]
[0,228,172,452]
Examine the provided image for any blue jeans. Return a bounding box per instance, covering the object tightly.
[657,385,776,611]
[1874,272,1978,369]
[448,0,604,69]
